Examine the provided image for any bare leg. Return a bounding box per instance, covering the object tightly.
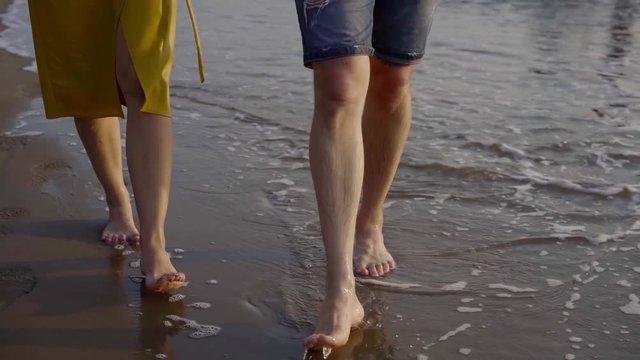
[74,117,139,246]
[303,57,369,350]
[116,24,184,292]
[355,57,414,277]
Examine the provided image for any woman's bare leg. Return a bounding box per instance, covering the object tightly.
[74,117,139,246]
[115,23,184,292]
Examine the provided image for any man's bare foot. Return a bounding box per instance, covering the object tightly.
[304,289,365,350]
[141,247,185,293]
[354,224,396,277]
[102,204,140,246]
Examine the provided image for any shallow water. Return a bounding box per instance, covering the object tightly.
[2,0,640,359]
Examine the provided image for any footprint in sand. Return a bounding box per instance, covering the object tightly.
[0,207,30,220]
[30,160,73,187]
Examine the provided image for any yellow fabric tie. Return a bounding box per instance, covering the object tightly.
[186,0,205,83]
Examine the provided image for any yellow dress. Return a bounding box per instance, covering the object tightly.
[28,0,204,119]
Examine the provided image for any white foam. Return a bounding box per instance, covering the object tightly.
[459,348,471,355]
[616,280,632,287]
[496,293,513,298]
[267,178,295,186]
[417,355,429,360]
[173,248,185,254]
[569,337,583,343]
[461,298,475,303]
[187,302,211,309]
[357,278,422,289]
[439,323,471,341]
[471,269,483,276]
[489,283,537,293]
[129,276,144,284]
[582,275,599,284]
[591,230,626,245]
[565,293,581,309]
[0,0,36,60]
[155,354,167,359]
[619,294,640,315]
[168,294,186,303]
[206,279,219,284]
[442,281,467,291]
[129,259,140,268]
[165,314,221,338]
[633,267,640,273]
[5,131,43,137]
[551,224,586,234]
[457,307,483,313]
[546,279,564,287]
[579,264,591,272]
[518,168,639,197]
[539,250,549,256]
[564,354,575,360]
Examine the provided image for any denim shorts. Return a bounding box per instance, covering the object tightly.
[295,0,438,68]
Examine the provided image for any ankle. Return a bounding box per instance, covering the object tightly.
[325,277,356,296]
[105,190,131,211]
[356,213,383,233]
[139,231,166,252]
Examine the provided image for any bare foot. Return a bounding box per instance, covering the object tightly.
[102,204,140,246]
[354,224,396,277]
[141,248,185,293]
[304,289,365,351]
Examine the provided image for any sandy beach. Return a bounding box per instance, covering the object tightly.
[1,0,639,359]
[0,0,144,358]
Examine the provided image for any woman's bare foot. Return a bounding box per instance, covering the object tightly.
[304,289,365,351]
[102,203,140,246]
[354,224,396,277]
[141,247,185,293]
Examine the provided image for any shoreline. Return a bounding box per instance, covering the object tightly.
[0,3,300,359]
[0,0,39,132]
[0,2,145,359]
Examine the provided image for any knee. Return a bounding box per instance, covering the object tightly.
[368,61,414,105]
[315,58,370,107]
[313,59,369,130]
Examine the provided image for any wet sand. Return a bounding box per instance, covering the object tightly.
[0,3,300,359]
[2,0,640,359]
[0,1,142,358]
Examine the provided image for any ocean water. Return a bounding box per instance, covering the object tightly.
[1,0,639,359]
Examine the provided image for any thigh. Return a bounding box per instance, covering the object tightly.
[295,0,376,68]
[372,0,438,65]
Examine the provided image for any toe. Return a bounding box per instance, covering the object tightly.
[104,233,114,245]
[374,264,385,276]
[129,233,140,245]
[381,262,390,274]
[354,263,369,276]
[388,259,397,270]
[367,265,379,277]
[315,334,338,348]
[304,334,319,349]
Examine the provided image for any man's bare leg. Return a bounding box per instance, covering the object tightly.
[304,56,369,350]
[355,57,415,277]
[116,24,184,292]
[74,117,139,246]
